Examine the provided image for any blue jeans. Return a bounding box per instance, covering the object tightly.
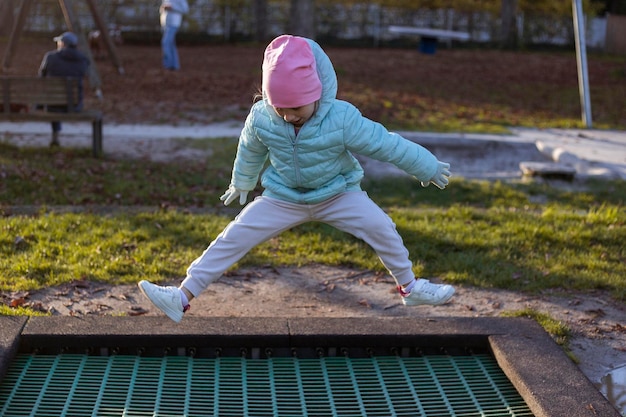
[161,25,180,70]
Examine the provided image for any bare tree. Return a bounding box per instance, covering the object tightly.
[254,0,268,42]
[289,0,315,39]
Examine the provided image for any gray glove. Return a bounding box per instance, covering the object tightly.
[220,186,249,205]
[421,161,451,189]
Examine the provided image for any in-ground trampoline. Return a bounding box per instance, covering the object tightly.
[0,316,621,417]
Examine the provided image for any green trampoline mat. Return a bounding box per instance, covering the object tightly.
[0,353,534,416]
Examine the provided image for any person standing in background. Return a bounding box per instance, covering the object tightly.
[38,31,90,147]
[160,0,189,71]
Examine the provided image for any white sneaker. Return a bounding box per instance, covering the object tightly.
[138,280,187,322]
[400,279,455,306]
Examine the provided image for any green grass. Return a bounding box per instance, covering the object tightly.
[0,304,48,317]
[1,141,624,303]
[0,138,237,206]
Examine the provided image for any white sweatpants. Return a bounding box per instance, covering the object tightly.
[181,191,416,297]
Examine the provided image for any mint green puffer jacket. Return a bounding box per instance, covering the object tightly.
[230,38,439,205]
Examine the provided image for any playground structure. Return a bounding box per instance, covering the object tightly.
[1,0,124,99]
[388,25,470,54]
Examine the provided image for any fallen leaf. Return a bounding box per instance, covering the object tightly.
[586,308,606,319]
[14,236,28,249]
[10,297,27,308]
[610,323,626,333]
[26,302,47,312]
[128,308,149,316]
[110,293,128,301]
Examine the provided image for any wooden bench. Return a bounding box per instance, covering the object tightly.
[0,76,103,157]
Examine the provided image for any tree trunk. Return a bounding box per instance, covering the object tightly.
[254,0,268,42]
[0,0,17,36]
[499,0,518,49]
[289,0,315,39]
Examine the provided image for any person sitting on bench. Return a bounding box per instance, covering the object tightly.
[38,31,90,147]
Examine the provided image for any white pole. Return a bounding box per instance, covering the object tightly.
[572,0,592,128]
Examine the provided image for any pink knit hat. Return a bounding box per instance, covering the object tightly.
[262,35,322,108]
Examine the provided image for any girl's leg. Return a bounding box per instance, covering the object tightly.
[181,196,310,297]
[314,191,454,306]
[140,196,310,321]
[312,191,416,287]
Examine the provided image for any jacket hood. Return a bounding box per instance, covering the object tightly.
[304,38,337,121]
